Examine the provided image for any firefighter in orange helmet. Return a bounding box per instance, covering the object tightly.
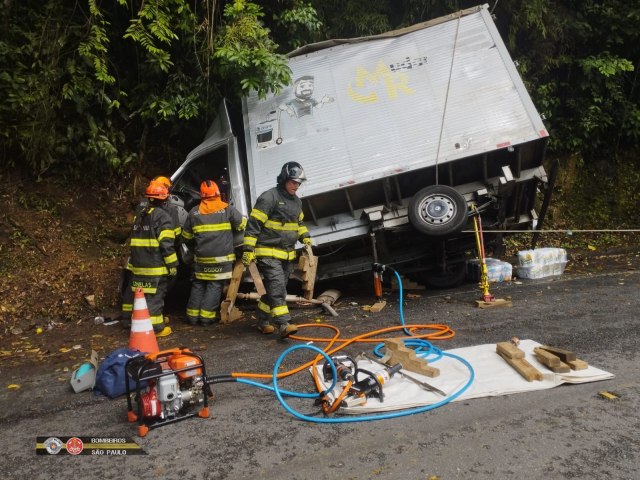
[121,180,178,336]
[182,180,246,325]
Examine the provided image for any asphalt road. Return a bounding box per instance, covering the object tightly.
[1,257,639,480]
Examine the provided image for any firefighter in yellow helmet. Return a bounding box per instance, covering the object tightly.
[121,180,178,337]
[182,180,246,325]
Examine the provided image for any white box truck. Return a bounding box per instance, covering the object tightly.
[169,4,552,288]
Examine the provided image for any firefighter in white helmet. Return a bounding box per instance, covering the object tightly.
[242,162,312,338]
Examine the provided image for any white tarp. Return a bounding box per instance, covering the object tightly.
[314,340,614,414]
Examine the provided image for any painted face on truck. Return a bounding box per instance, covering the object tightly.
[295,79,314,100]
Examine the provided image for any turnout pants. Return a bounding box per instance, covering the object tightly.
[186,279,224,325]
[256,257,294,327]
[120,275,169,333]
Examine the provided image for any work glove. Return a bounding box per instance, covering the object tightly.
[168,267,177,277]
[242,250,255,266]
[302,237,313,246]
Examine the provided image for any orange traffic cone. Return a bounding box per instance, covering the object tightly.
[128,288,159,353]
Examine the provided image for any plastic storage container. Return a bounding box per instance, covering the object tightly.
[467,258,513,283]
[516,248,567,279]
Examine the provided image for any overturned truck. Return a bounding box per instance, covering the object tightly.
[169,5,552,288]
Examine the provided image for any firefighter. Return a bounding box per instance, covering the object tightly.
[242,162,312,338]
[121,179,178,337]
[182,180,246,325]
[135,176,182,243]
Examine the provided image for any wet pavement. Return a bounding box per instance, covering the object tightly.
[1,252,639,479]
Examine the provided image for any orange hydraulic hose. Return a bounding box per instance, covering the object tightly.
[230,323,455,380]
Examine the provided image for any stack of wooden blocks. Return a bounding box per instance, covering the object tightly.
[496,341,589,382]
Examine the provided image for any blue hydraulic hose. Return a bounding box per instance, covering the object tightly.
[236,345,338,399]
[271,344,475,423]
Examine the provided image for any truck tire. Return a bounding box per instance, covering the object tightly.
[408,185,468,236]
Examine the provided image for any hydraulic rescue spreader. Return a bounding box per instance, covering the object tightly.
[320,354,402,409]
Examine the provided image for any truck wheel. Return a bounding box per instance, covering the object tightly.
[408,185,467,236]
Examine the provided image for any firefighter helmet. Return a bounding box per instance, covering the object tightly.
[154,176,172,188]
[145,180,169,200]
[277,162,307,185]
[200,180,220,199]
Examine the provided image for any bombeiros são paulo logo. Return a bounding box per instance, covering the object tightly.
[43,437,63,455]
[37,436,147,455]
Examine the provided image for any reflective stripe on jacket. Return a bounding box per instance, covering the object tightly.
[183,205,245,281]
[243,185,310,259]
[128,207,179,276]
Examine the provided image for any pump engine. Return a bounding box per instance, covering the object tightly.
[126,348,212,436]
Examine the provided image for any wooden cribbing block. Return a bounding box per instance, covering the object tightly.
[549,362,571,373]
[381,339,440,378]
[533,347,562,367]
[363,301,386,313]
[221,260,246,324]
[496,342,525,359]
[497,351,543,382]
[297,252,318,300]
[248,263,266,296]
[534,347,571,373]
[539,346,576,363]
[568,359,589,371]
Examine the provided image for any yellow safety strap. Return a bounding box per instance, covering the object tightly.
[196,254,236,264]
[254,247,295,260]
[195,271,233,281]
[192,223,232,233]
[237,217,247,231]
[129,266,168,276]
[182,230,194,240]
[297,226,309,236]
[130,238,159,247]
[243,236,257,247]
[149,314,163,325]
[258,301,271,314]
[250,209,268,223]
[122,303,133,312]
[271,305,290,317]
[200,310,217,319]
[164,253,178,264]
[158,229,175,241]
[264,220,299,231]
[186,308,200,317]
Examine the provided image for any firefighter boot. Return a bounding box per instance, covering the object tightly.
[278,323,298,338]
[257,321,275,334]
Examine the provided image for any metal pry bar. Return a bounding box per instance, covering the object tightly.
[357,352,446,397]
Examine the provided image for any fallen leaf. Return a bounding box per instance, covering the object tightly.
[59,347,71,353]
[7,384,20,390]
